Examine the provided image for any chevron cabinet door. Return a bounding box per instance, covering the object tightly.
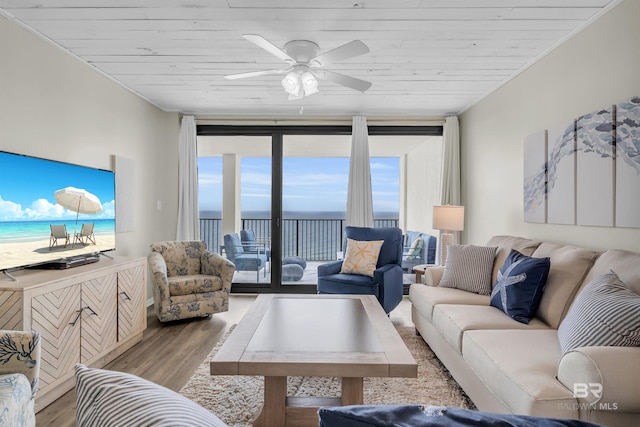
[2,257,147,412]
[117,265,146,342]
[81,273,118,364]
[0,291,24,330]
[31,284,82,392]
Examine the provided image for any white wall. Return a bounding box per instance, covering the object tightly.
[0,15,180,297]
[460,0,640,252]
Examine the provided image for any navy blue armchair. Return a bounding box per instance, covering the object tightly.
[317,226,404,314]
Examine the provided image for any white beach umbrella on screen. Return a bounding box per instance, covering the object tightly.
[54,186,103,225]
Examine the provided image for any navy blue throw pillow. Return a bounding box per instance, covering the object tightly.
[318,404,601,426]
[490,249,550,324]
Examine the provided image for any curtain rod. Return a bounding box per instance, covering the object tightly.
[194,116,446,127]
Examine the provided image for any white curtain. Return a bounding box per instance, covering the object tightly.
[440,116,461,205]
[346,115,374,227]
[176,115,200,241]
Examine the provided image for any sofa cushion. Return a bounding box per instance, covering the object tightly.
[439,244,497,295]
[75,364,227,427]
[283,256,307,270]
[168,274,223,296]
[463,329,578,419]
[530,243,599,328]
[432,304,551,353]
[486,235,541,284]
[317,273,378,297]
[581,249,640,294]
[490,249,550,324]
[282,263,304,281]
[409,284,490,321]
[558,270,640,354]
[341,238,384,277]
[345,226,403,267]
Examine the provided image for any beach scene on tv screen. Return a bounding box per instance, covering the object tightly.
[0,152,115,271]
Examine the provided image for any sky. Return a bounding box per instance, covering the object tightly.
[198,156,400,213]
[0,152,115,221]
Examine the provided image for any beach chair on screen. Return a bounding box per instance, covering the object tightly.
[74,223,96,246]
[49,224,70,249]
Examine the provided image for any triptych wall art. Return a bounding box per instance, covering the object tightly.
[523,96,640,228]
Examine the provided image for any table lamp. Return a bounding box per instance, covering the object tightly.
[432,205,465,266]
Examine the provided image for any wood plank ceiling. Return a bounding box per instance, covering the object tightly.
[0,0,620,118]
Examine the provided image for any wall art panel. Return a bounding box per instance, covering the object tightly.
[576,107,615,226]
[615,96,640,228]
[547,122,576,225]
[523,130,547,223]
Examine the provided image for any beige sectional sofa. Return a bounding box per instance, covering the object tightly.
[409,235,640,427]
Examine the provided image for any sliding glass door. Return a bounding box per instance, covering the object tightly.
[197,125,443,293]
[198,135,272,289]
[282,135,350,286]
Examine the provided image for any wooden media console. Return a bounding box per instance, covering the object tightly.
[0,256,147,411]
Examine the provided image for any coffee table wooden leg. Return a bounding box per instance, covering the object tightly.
[341,377,364,405]
[254,376,286,427]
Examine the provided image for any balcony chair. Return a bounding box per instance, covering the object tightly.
[148,241,235,322]
[49,224,70,249]
[223,233,268,282]
[317,226,404,314]
[240,229,271,261]
[73,223,96,246]
[401,230,437,272]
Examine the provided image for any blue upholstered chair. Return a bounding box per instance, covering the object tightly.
[240,229,271,261]
[223,233,268,282]
[401,231,437,272]
[317,226,404,314]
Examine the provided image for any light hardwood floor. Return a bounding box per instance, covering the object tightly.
[36,294,256,427]
[36,294,413,426]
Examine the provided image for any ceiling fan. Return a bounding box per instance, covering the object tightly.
[225,34,372,100]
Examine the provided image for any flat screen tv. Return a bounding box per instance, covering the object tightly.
[0,151,115,274]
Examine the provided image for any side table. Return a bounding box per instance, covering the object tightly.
[412,264,433,283]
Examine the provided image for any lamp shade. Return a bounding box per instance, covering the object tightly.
[433,205,465,231]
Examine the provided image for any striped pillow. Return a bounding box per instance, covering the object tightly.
[75,364,228,427]
[439,244,497,295]
[558,270,640,354]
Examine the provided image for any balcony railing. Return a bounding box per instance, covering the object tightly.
[200,217,398,261]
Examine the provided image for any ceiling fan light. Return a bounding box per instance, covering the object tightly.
[301,71,318,90]
[281,71,300,93]
[301,72,319,96]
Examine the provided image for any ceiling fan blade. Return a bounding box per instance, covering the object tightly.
[315,70,372,92]
[224,69,286,80]
[242,34,294,63]
[311,40,369,67]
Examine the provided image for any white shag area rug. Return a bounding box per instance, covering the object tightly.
[179,323,475,427]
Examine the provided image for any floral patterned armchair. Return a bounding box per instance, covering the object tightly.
[148,241,235,322]
[0,330,41,427]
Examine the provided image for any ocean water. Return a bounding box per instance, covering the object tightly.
[0,219,115,243]
[200,210,399,219]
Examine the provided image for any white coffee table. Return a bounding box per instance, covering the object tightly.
[210,294,417,427]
